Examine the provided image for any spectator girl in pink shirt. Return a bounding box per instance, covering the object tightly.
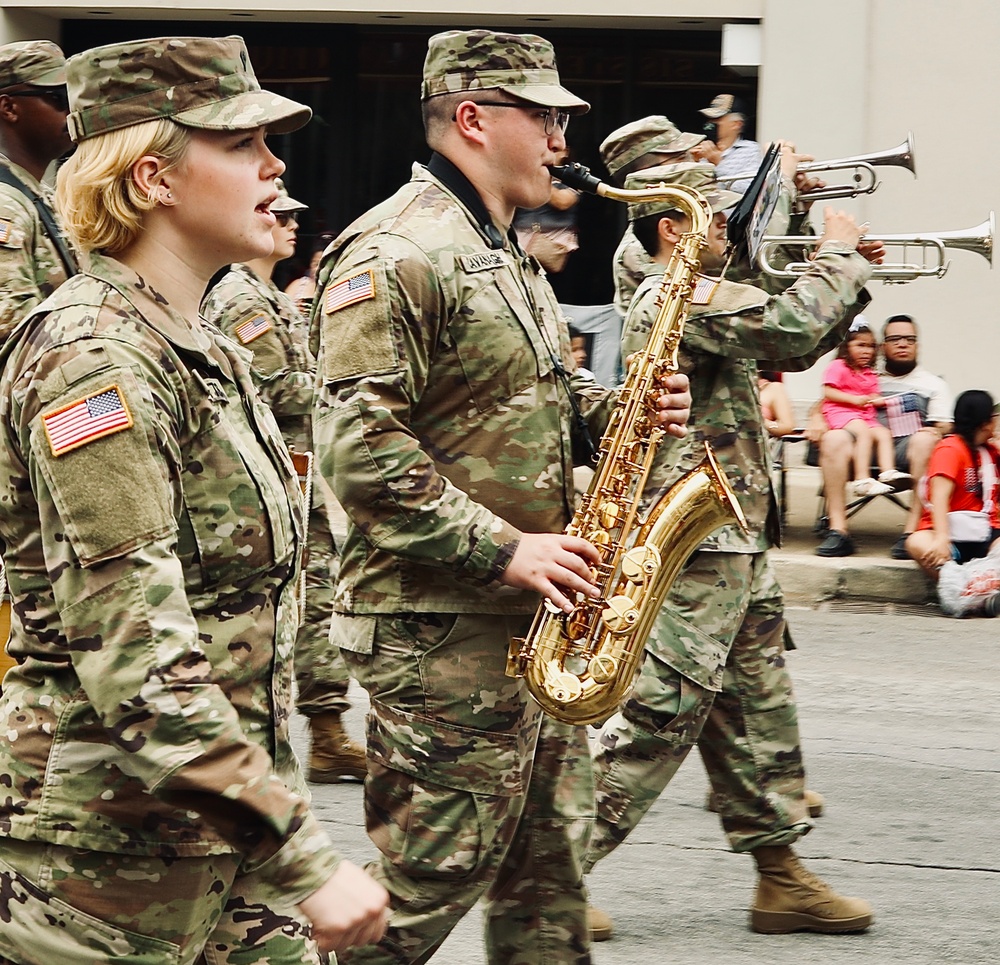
[821,318,912,497]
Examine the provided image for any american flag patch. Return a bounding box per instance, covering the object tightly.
[690,275,720,305]
[325,268,375,315]
[885,392,924,438]
[234,313,273,344]
[0,219,13,244]
[42,385,133,457]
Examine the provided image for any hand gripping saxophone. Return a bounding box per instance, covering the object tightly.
[507,166,747,725]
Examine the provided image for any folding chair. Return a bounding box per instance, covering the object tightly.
[802,438,912,535]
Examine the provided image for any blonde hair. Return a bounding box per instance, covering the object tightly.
[55,119,191,254]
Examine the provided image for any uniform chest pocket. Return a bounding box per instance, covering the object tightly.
[447,283,551,415]
[180,380,295,589]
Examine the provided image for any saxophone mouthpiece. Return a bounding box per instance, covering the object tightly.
[549,162,603,195]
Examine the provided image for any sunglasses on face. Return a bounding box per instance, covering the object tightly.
[4,87,70,112]
[274,212,298,227]
[883,335,917,345]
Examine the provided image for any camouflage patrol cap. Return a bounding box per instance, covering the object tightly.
[65,35,311,143]
[600,115,705,180]
[270,177,308,213]
[625,162,742,221]
[700,93,748,119]
[0,40,66,89]
[421,29,589,113]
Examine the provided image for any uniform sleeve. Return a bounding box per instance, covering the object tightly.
[313,237,520,585]
[0,196,48,342]
[684,242,873,363]
[204,280,314,420]
[21,339,339,900]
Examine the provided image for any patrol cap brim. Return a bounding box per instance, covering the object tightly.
[501,83,590,114]
[271,195,308,213]
[172,91,311,135]
[29,63,67,86]
[705,187,743,213]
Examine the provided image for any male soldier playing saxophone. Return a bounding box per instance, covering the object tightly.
[309,28,692,965]
[584,163,885,937]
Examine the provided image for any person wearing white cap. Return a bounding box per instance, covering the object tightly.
[691,93,763,194]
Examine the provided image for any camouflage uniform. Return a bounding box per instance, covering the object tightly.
[586,174,873,871]
[0,159,74,343]
[203,261,353,719]
[311,29,607,964]
[0,40,77,346]
[0,36,332,965]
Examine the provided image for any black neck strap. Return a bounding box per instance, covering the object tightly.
[427,152,509,250]
[0,164,78,279]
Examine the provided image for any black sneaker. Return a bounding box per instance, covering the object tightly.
[816,530,855,557]
[890,534,911,560]
[983,593,1000,618]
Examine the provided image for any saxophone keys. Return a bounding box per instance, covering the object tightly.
[601,595,639,633]
[599,501,621,530]
[621,545,662,583]
[543,663,584,704]
[588,652,619,683]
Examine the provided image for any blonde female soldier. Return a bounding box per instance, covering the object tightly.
[0,36,387,965]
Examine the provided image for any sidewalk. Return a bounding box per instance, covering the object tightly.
[773,466,936,608]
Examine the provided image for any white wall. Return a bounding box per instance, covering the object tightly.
[760,0,999,408]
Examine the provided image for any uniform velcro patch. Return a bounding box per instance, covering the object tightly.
[234,312,273,344]
[691,275,720,305]
[42,384,133,457]
[325,267,376,314]
[0,218,16,245]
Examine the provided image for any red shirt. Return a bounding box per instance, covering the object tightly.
[916,436,1000,531]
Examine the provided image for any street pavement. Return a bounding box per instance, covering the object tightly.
[297,603,999,965]
[308,468,996,961]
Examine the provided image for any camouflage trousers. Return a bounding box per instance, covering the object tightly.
[0,839,325,965]
[585,551,811,871]
[337,611,594,965]
[295,539,351,717]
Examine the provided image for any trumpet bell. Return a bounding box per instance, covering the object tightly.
[757,211,995,283]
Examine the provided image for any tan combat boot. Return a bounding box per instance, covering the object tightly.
[706,787,824,818]
[750,845,873,934]
[587,903,613,942]
[307,711,367,783]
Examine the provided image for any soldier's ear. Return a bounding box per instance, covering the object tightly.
[0,94,19,123]
[131,154,174,206]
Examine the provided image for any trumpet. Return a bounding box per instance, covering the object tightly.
[757,214,995,284]
[719,132,916,202]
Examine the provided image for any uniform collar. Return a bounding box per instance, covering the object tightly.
[426,151,512,251]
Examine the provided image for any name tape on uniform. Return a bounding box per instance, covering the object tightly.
[42,384,134,457]
[325,268,375,315]
[459,251,505,273]
[234,313,273,344]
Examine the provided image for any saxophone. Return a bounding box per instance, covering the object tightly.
[506,170,747,726]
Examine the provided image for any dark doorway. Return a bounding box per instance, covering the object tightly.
[62,20,757,303]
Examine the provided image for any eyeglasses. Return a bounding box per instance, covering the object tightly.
[883,335,917,345]
[274,212,298,227]
[3,87,70,112]
[472,101,571,137]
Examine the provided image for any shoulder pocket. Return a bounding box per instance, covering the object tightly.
[32,366,174,566]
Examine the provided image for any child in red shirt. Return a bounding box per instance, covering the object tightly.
[907,389,1000,579]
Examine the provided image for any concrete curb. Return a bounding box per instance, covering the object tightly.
[772,552,936,606]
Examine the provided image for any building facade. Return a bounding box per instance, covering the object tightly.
[3,0,996,404]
